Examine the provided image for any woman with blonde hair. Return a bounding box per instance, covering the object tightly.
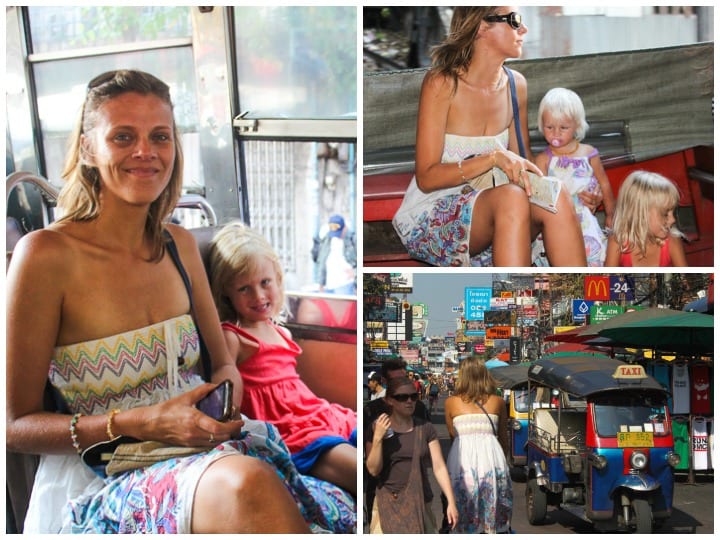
[392,6,587,266]
[445,356,512,532]
[6,69,349,533]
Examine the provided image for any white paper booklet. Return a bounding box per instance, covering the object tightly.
[484,167,562,213]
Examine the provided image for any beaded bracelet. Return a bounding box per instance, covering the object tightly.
[457,159,466,182]
[106,408,121,440]
[70,412,83,454]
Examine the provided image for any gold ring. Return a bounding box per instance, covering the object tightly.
[209,433,215,443]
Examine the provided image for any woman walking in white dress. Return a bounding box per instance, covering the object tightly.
[445,356,512,533]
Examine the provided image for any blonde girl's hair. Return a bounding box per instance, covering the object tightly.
[454,355,498,403]
[612,171,683,257]
[537,87,590,141]
[207,221,286,323]
[429,7,500,91]
[58,69,184,262]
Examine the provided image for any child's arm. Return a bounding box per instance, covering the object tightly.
[589,152,616,228]
[534,149,550,175]
[604,235,622,266]
[668,235,688,266]
[428,439,459,530]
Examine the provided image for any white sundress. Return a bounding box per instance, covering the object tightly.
[446,413,513,533]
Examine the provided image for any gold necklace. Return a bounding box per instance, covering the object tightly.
[552,140,580,155]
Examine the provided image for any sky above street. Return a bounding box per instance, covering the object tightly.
[405,272,495,337]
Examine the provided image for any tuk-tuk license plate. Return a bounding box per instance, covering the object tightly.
[617,432,654,447]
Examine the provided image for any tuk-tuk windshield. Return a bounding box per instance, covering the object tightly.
[514,389,532,413]
[592,394,670,437]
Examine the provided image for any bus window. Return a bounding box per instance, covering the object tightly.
[19,7,201,192]
[7,6,358,292]
[230,6,357,292]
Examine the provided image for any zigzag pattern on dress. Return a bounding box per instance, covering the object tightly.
[443,131,509,165]
[49,315,201,415]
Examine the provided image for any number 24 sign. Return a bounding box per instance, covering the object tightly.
[610,275,635,301]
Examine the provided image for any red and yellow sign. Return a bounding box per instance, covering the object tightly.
[612,365,647,379]
[486,326,512,339]
[584,276,610,301]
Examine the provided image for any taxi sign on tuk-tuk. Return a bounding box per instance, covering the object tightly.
[611,364,647,379]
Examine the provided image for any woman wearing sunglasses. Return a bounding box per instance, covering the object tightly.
[366,377,458,533]
[392,6,586,267]
[444,356,513,533]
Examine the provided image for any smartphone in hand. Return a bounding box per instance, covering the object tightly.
[196,380,234,422]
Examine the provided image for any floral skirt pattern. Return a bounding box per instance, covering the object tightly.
[67,421,356,533]
[403,187,494,267]
[451,467,513,533]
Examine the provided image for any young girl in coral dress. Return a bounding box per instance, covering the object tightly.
[208,222,357,495]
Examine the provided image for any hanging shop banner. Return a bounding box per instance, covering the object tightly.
[465,287,492,321]
[464,319,486,337]
[590,304,625,323]
[609,275,635,301]
[389,273,413,293]
[486,326,512,339]
[572,299,595,322]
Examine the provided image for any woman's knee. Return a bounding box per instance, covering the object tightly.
[193,455,308,533]
[493,186,531,227]
[476,185,530,225]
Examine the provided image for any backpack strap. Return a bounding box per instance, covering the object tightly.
[503,65,527,159]
[164,229,212,381]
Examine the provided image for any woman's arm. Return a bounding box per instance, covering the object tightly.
[6,230,78,454]
[428,439,458,529]
[444,396,456,440]
[365,413,391,476]
[415,72,473,192]
[509,69,536,163]
[492,396,510,458]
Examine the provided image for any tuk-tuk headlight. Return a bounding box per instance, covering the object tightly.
[512,420,522,431]
[630,451,648,470]
[667,451,681,467]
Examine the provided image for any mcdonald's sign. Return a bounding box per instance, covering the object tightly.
[584,276,610,301]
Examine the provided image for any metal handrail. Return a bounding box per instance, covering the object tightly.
[6,171,60,205]
[175,194,218,226]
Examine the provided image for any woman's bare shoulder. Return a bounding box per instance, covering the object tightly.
[505,67,527,85]
[11,226,78,267]
[421,70,454,97]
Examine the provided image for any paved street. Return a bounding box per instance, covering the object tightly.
[365,394,715,534]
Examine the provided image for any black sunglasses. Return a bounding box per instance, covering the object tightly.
[392,393,419,402]
[484,12,523,30]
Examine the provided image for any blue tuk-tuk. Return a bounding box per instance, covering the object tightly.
[490,363,532,469]
[525,355,678,533]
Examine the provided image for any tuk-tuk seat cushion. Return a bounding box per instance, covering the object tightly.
[534,409,586,452]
